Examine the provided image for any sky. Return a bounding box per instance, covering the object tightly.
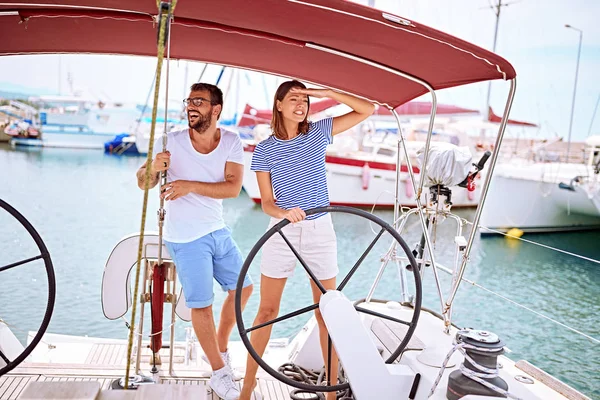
[0,0,598,141]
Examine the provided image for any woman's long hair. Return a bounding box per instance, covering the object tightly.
[271,80,310,140]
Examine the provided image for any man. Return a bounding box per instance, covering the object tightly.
[137,83,253,400]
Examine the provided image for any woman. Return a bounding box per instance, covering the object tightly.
[239,80,374,400]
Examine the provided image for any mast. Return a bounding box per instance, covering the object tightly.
[564,24,583,163]
[484,0,502,115]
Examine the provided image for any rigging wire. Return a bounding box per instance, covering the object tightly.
[424,217,600,344]
[132,71,158,138]
[383,208,599,344]
[471,222,600,266]
[435,260,600,344]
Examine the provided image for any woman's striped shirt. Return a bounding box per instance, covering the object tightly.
[250,118,333,220]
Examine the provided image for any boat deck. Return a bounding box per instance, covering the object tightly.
[0,338,301,400]
[1,369,293,400]
[1,308,590,400]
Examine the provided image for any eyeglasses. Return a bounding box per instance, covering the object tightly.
[183,97,211,107]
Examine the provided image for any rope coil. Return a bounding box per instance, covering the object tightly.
[278,362,354,400]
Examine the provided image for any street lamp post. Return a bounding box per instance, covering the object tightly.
[565,24,583,163]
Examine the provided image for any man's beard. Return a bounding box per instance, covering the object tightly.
[188,107,213,133]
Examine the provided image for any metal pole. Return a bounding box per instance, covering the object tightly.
[565,25,583,163]
[444,79,517,321]
[393,138,401,230]
[182,61,189,100]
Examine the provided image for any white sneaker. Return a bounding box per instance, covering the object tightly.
[209,366,240,400]
[201,350,232,369]
[202,350,243,380]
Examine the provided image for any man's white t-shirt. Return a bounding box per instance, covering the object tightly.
[152,128,244,243]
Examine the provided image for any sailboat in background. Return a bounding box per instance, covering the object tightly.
[477,1,600,233]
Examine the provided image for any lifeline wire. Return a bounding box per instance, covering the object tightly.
[474,223,600,266]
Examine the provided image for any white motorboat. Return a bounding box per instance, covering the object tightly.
[480,135,600,233]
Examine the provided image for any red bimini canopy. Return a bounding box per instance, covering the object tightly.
[239,100,479,127]
[0,1,516,108]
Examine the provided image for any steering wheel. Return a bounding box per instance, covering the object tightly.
[0,199,56,376]
[235,206,422,393]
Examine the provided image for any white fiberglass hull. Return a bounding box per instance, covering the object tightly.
[10,130,116,150]
[481,162,600,233]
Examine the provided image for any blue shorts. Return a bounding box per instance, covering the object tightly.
[165,227,252,309]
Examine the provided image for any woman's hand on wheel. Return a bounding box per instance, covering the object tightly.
[282,207,306,223]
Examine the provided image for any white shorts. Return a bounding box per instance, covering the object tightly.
[260,213,339,280]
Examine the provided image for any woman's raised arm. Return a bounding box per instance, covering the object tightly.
[289,87,375,136]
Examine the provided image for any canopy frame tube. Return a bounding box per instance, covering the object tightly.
[444,78,517,327]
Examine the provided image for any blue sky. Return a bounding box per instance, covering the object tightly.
[0,0,598,141]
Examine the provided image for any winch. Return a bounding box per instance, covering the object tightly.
[447,329,509,400]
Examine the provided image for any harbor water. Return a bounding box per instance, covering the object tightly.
[0,144,598,397]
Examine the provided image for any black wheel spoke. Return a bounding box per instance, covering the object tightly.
[355,306,412,326]
[0,254,44,273]
[277,228,327,294]
[337,228,385,291]
[0,349,10,365]
[245,303,319,334]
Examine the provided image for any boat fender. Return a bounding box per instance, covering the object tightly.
[405,176,413,198]
[362,163,370,190]
[506,228,524,239]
